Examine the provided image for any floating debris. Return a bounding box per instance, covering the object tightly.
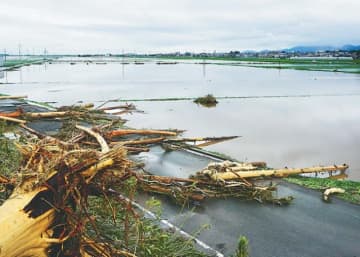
[194,94,218,107]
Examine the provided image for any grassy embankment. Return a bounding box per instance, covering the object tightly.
[285,176,360,204]
[147,56,360,74]
[2,58,45,70]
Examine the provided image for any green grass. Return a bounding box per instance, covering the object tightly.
[230,63,360,74]
[0,122,21,203]
[87,196,207,257]
[285,176,360,204]
[148,55,360,64]
[3,59,44,69]
[142,56,360,74]
[0,122,21,177]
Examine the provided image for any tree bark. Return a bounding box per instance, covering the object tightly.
[209,164,349,180]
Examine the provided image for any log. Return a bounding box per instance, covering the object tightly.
[26,111,81,119]
[107,129,177,138]
[0,115,26,124]
[111,137,166,146]
[0,95,27,100]
[323,188,345,202]
[0,109,23,118]
[210,164,349,181]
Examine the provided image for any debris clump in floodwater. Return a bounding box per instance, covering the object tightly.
[194,94,218,107]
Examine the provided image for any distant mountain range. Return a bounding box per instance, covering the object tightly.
[283,44,360,53]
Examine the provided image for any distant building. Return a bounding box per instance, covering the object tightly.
[290,56,353,60]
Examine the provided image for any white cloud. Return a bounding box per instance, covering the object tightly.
[0,0,359,53]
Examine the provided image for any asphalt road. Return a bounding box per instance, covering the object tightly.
[138,146,360,257]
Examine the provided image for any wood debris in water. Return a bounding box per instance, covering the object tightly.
[196,161,349,181]
[0,100,350,256]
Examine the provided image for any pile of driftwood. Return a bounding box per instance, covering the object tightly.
[0,97,349,257]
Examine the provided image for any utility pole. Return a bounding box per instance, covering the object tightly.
[18,44,22,60]
[43,48,48,59]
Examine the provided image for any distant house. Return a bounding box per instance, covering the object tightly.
[290,56,353,61]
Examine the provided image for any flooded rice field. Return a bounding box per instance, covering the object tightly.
[2,59,360,256]
[1,60,359,180]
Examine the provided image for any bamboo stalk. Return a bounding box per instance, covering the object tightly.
[210,164,349,180]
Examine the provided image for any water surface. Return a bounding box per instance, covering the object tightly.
[1,60,359,180]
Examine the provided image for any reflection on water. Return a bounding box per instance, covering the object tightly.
[1,61,360,106]
[0,61,359,180]
[126,97,360,181]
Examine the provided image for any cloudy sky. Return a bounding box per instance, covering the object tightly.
[0,0,359,54]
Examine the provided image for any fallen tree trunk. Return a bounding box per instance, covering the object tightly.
[107,129,177,138]
[0,115,26,124]
[111,137,166,146]
[26,111,82,119]
[0,131,130,257]
[0,95,27,100]
[0,109,23,118]
[204,164,349,181]
[0,188,57,257]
